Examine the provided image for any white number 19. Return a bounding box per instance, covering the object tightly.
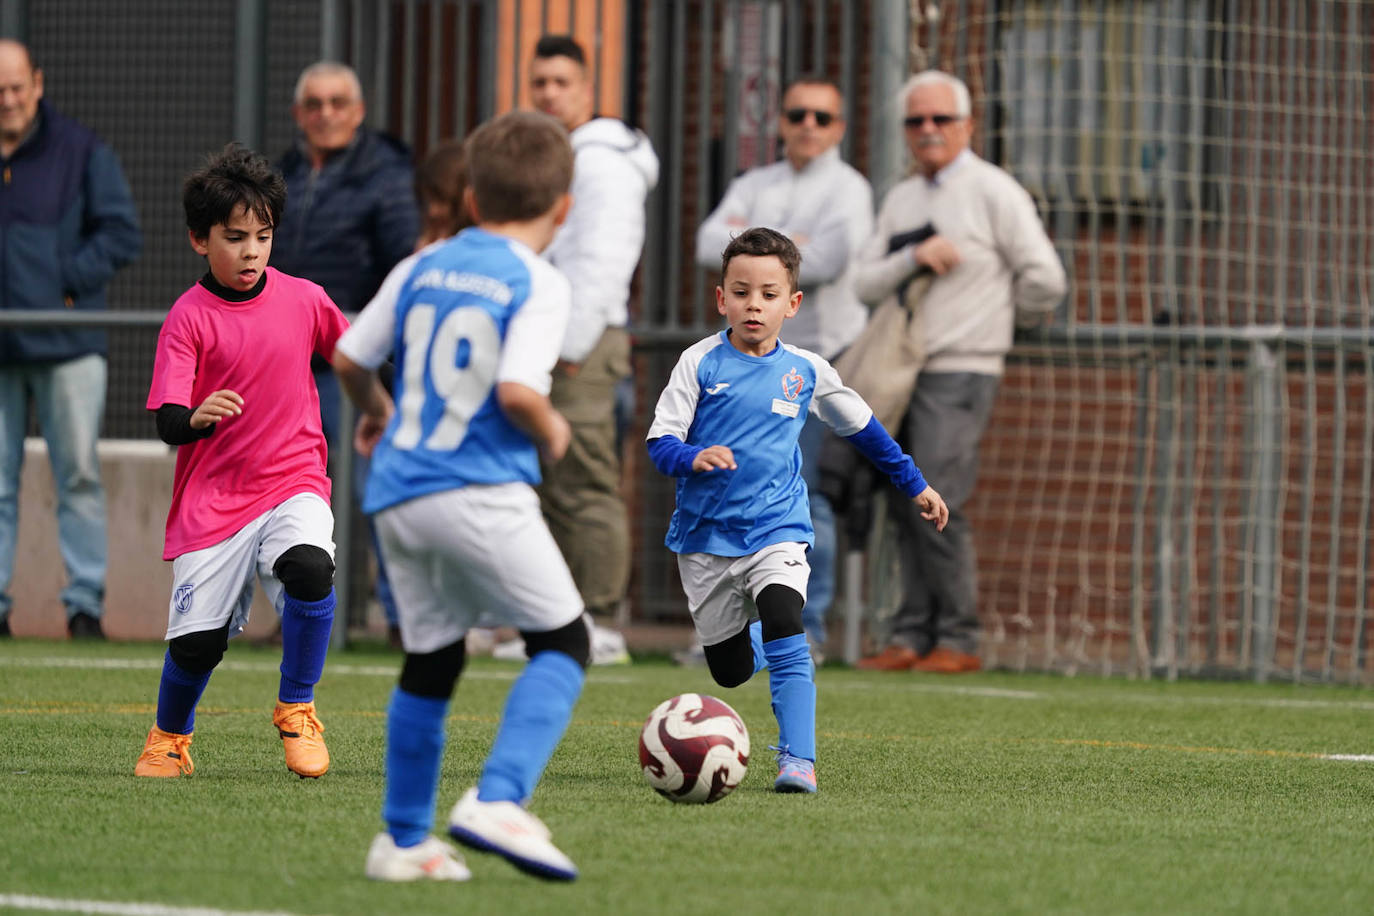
[392,303,501,451]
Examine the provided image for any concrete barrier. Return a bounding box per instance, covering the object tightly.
[8,438,274,641]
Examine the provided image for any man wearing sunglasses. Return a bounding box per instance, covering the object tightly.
[693,75,874,661]
[854,70,1066,675]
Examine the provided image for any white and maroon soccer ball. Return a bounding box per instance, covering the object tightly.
[638,693,750,804]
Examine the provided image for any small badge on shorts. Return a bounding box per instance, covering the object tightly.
[771,398,800,418]
[174,584,194,615]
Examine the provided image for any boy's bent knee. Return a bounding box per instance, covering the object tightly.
[521,616,591,669]
[274,544,334,602]
[704,625,754,687]
[399,639,466,699]
[757,584,804,642]
[169,622,230,674]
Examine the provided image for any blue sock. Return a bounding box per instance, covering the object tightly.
[750,619,767,675]
[383,688,449,848]
[155,650,211,735]
[278,590,335,703]
[477,650,585,803]
[764,633,816,761]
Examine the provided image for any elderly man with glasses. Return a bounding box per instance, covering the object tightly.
[854,70,1067,674]
[693,74,874,662]
[270,60,420,646]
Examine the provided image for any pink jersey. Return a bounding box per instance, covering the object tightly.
[147,267,349,559]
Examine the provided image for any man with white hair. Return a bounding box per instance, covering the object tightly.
[271,60,419,646]
[854,70,1066,673]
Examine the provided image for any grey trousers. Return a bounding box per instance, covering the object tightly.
[889,371,1001,655]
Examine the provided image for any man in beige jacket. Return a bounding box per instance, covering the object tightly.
[854,71,1066,674]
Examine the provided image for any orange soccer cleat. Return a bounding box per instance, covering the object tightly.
[135,725,194,778]
[273,701,330,778]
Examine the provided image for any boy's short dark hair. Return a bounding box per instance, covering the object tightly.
[465,112,572,225]
[721,227,802,293]
[183,143,286,238]
[415,138,472,236]
[534,34,586,67]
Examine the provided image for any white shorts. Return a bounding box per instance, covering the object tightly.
[165,492,336,640]
[375,482,583,654]
[676,542,810,646]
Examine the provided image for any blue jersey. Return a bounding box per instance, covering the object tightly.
[335,228,571,514]
[646,332,873,556]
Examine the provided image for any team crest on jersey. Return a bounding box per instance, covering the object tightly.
[780,366,805,401]
[173,584,194,615]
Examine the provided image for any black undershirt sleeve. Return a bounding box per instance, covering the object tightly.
[155,404,215,446]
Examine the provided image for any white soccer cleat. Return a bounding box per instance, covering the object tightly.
[447,787,578,881]
[364,832,471,882]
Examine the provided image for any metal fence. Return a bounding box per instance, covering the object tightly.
[7,0,1373,682]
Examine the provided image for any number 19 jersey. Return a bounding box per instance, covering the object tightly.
[334,228,571,514]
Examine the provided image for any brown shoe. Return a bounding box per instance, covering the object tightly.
[856,645,920,671]
[911,647,982,674]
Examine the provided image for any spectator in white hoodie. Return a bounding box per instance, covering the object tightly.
[527,34,659,658]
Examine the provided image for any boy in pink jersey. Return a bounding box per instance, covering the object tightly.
[134,144,349,779]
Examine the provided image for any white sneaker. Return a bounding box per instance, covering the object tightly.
[466,627,497,656]
[491,638,527,661]
[489,622,630,666]
[589,624,630,666]
[447,787,578,881]
[364,832,471,882]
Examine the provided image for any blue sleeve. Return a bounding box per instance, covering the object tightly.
[64,143,142,297]
[648,435,702,478]
[846,416,928,497]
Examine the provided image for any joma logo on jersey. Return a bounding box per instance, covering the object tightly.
[780,367,805,401]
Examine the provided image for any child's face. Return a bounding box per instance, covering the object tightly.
[189,205,273,292]
[716,254,802,356]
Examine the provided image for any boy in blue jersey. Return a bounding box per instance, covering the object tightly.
[647,227,949,793]
[333,111,586,883]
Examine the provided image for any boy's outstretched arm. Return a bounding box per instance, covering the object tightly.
[497,381,571,464]
[332,351,393,457]
[844,415,948,531]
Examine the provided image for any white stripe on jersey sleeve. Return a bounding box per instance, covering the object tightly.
[498,247,571,395]
[646,335,723,441]
[787,344,874,437]
[335,247,427,369]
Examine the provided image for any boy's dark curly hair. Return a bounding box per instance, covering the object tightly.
[183,143,287,238]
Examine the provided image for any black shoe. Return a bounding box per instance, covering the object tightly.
[0,616,10,638]
[68,611,106,640]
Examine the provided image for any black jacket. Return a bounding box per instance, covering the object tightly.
[270,127,419,314]
[0,99,142,363]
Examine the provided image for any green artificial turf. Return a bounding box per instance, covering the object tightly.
[2,639,1371,915]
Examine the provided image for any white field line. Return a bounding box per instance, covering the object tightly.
[2,655,1369,761]
[0,893,322,916]
[0,655,632,683]
[824,677,1374,712]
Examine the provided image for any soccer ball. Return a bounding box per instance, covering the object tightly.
[638,693,750,803]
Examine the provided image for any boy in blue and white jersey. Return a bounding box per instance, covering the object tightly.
[647,227,949,793]
[334,112,586,883]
